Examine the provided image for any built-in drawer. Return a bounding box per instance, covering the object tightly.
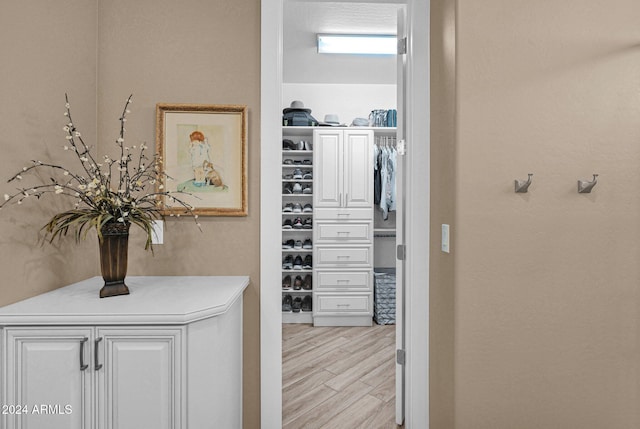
[314,222,372,243]
[314,293,372,314]
[314,208,372,221]
[315,270,371,291]
[315,246,372,267]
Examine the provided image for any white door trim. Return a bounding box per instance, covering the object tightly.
[260,1,430,427]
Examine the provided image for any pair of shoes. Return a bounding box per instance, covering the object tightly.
[282,255,293,270]
[291,217,312,229]
[301,295,312,312]
[292,183,303,194]
[282,218,293,229]
[302,218,312,229]
[302,204,313,213]
[282,239,295,249]
[302,274,312,290]
[282,275,292,290]
[282,294,293,312]
[282,139,296,150]
[283,203,293,212]
[292,203,303,213]
[302,239,312,249]
[302,171,313,180]
[302,255,312,269]
[282,173,293,179]
[293,168,303,179]
[283,183,294,194]
[292,296,302,312]
[302,184,312,194]
[292,275,303,290]
[292,255,304,270]
[293,240,303,250]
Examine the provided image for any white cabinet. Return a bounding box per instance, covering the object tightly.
[0,276,249,429]
[313,129,373,209]
[313,128,374,327]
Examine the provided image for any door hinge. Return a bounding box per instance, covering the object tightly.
[396,244,406,261]
[397,37,407,55]
[397,139,406,155]
[396,349,406,365]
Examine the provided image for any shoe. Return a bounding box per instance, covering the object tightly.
[282,139,296,150]
[302,159,312,165]
[282,239,294,249]
[282,275,292,290]
[302,217,313,229]
[292,217,303,229]
[296,140,306,150]
[302,239,312,249]
[283,203,293,212]
[293,159,302,165]
[293,255,303,270]
[302,171,313,180]
[303,274,312,290]
[292,296,302,312]
[293,275,303,290]
[302,203,313,213]
[282,255,293,270]
[293,169,303,179]
[303,255,312,270]
[282,218,293,229]
[282,173,293,179]
[304,141,313,151]
[292,203,302,213]
[294,240,303,250]
[282,294,293,312]
[302,184,312,194]
[283,158,293,165]
[301,295,312,311]
[293,183,303,194]
[283,183,293,194]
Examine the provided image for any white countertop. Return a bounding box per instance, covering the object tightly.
[0,276,250,326]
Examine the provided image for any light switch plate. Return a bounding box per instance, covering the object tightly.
[151,220,164,245]
[441,224,450,253]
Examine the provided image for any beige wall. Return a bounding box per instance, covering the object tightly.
[0,1,261,427]
[451,0,640,428]
[0,1,98,301]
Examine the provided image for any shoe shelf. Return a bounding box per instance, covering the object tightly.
[282,139,314,324]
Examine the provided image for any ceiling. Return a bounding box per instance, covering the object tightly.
[283,1,401,84]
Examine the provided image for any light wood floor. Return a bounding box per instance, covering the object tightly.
[283,323,402,429]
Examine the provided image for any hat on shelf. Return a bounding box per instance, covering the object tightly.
[320,113,344,127]
[283,100,311,114]
[351,117,369,127]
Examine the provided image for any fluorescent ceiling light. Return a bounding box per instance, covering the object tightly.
[317,34,397,55]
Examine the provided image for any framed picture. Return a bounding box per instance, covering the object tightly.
[155,103,248,216]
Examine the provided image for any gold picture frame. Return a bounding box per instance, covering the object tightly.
[155,103,248,216]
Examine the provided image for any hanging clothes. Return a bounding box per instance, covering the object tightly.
[378,146,397,220]
[373,144,382,206]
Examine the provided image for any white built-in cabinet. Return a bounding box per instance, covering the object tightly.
[313,128,374,327]
[0,276,249,429]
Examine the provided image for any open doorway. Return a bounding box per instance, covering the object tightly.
[260,0,430,427]
[279,1,403,426]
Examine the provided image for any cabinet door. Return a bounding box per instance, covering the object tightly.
[343,130,374,208]
[313,130,343,208]
[3,328,93,429]
[96,328,183,429]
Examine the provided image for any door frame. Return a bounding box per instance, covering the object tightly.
[259,0,430,427]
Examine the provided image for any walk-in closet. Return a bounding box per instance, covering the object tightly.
[280,1,404,426]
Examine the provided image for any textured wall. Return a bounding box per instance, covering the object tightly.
[454,1,640,427]
[97,1,261,426]
[0,1,98,303]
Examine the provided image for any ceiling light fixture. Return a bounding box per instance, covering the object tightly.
[316,34,397,55]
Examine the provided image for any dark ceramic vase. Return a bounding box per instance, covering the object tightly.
[99,221,130,298]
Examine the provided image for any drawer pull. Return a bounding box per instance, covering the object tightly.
[337,213,351,217]
[79,337,88,371]
[336,279,351,283]
[336,231,351,235]
[336,304,351,308]
[337,255,351,259]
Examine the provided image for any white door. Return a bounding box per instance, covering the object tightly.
[395,5,408,426]
[96,328,182,429]
[3,328,93,429]
[344,130,374,208]
[313,130,343,208]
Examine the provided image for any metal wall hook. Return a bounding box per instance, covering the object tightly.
[515,173,533,193]
[578,174,598,193]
